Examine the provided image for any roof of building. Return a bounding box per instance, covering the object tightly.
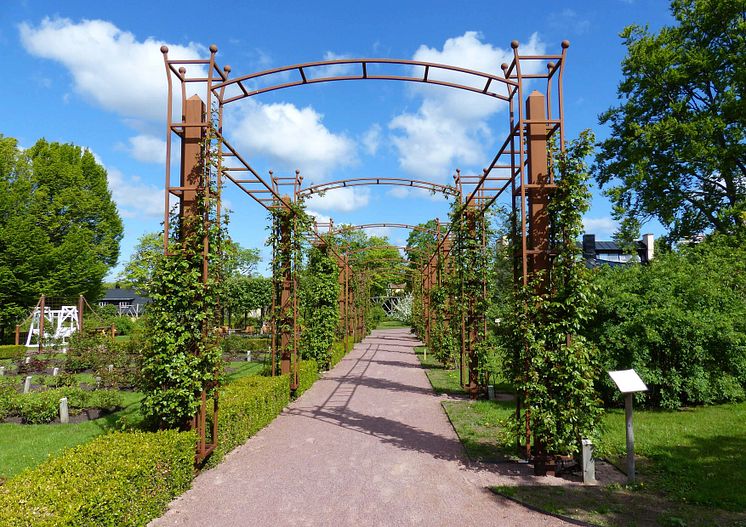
[100,287,150,305]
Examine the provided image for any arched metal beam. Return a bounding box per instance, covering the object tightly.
[331,223,444,236]
[347,244,426,256]
[210,58,515,105]
[296,178,460,200]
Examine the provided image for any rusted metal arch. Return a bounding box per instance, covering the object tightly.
[331,223,444,237]
[296,178,460,200]
[346,244,426,256]
[208,58,516,105]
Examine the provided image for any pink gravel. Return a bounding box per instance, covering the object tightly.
[150,328,571,526]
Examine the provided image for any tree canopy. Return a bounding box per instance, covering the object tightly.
[0,136,123,340]
[594,0,746,241]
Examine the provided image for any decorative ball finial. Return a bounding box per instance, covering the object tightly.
[178,67,186,74]
[547,62,555,70]
[224,65,232,73]
[511,40,519,49]
[295,169,300,175]
[561,40,570,49]
[501,63,509,71]
[209,44,218,53]
[160,45,169,54]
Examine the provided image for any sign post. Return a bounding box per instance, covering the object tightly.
[608,369,647,484]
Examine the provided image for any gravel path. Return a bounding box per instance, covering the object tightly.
[151,328,569,527]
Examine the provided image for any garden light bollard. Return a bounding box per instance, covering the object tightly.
[608,369,648,484]
[59,397,69,424]
[25,356,31,364]
[52,367,59,376]
[581,439,596,484]
[108,364,114,373]
[0,366,5,376]
[488,385,496,401]
[23,375,32,394]
[246,351,251,362]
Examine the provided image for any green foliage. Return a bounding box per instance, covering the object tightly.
[117,232,163,295]
[594,0,746,241]
[0,345,25,360]
[504,131,604,456]
[329,338,352,368]
[221,335,270,355]
[224,275,272,327]
[6,387,124,424]
[0,136,123,342]
[141,126,225,430]
[587,234,746,408]
[294,360,319,399]
[366,305,386,332]
[0,430,195,526]
[205,374,290,468]
[65,332,141,387]
[299,245,340,366]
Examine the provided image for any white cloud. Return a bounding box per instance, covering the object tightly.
[307,209,332,224]
[389,31,545,180]
[362,124,382,155]
[388,187,410,198]
[127,134,166,164]
[583,216,617,236]
[107,167,164,219]
[306,187,369,212]
[314,51,357,77]
[228,100,356,181]
[19,17,205,122]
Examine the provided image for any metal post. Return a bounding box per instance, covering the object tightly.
[38,294,45,353]
[625,392,636,484]
[278,197,293,377]
[15,325,20,346]
[77,294,84,334]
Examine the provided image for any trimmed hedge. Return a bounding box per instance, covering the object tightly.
[0,345,26,360]
[0,430,195,527]
[294,359,318,399]
[3,387,124,424]
[205,373,290,468]
[329,338,353,369]
[221,335,270,355]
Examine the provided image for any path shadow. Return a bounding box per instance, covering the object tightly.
[287,406,467,463]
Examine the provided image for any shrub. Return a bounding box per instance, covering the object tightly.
[0,345,26,360]
[0,430,195,527]
[66,332,111,372]
[329,338,352,369]
[366,305,386,332]
[587,235,746,408]
[294,359,318,398]
[205,374,290,468]
[13,388,124,424]
[221,335,270,355]
[0,378,17,420]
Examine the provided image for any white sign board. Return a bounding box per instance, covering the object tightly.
[608,369,648,394]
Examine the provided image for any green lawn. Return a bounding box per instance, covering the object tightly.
[443,400,514,462]
[223,361,264,383]
[597,402,746,511]
[414,346,465,396]
[376,319,409,329]
[0,391,143,481]
[416,346,746,523]
[0,360,265,481]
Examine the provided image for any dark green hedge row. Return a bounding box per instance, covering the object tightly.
[294,359,318,399]
[221,335,270,354]
[0,345,26,360]
[205,373,290,468]
[0,383,123,423]
[329,337,353,369]
[0,430,195,527]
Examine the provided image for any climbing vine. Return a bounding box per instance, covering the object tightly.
[267,197,313,374]
[504,130,603,457]
[300,241,340,368]
[141,118,227,430]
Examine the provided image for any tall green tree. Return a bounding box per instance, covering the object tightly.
[0,136,123,340]
[594,0,746,241]
[118,232,163,293]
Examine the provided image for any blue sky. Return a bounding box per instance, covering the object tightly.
[0,0,673,277]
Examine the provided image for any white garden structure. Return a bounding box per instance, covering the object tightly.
[25,305,79,348]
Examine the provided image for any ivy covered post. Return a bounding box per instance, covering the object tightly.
[143,93,224,463]
[270,196,302,389]
[300,240,340,368]
[506,126,602,476]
